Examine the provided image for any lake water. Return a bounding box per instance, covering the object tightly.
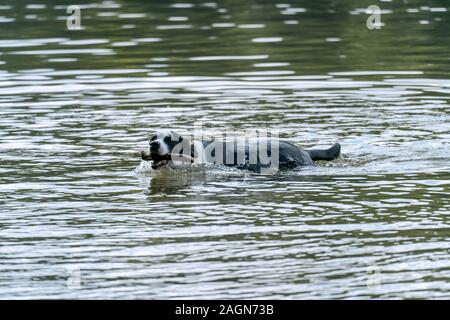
[0,0,449,299]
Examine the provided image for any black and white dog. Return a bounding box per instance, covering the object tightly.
[141,130,341,173]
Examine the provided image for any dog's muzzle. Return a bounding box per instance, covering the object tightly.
[150,141,160,153]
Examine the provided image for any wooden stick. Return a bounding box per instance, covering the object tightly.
[140,151,193,163]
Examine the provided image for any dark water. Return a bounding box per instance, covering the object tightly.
[0,0,449,299]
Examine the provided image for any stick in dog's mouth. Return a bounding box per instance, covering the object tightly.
[140,151,193,165]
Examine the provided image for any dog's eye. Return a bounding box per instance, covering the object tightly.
[150,136,156,141]
[164,136,171,144]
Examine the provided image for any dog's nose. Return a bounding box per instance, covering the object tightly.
[150,141,159,150]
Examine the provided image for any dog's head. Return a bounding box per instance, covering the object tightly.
[149,130,184,156]
[149,130,185,169]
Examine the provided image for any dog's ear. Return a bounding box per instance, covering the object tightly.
[170,131,183,143]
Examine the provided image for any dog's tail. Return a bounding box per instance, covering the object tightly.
[306,143,341,161]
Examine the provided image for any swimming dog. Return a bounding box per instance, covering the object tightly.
[140,130,341,173]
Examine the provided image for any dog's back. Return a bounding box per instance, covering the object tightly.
[143,130,341,173]
[199,139,318,173]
